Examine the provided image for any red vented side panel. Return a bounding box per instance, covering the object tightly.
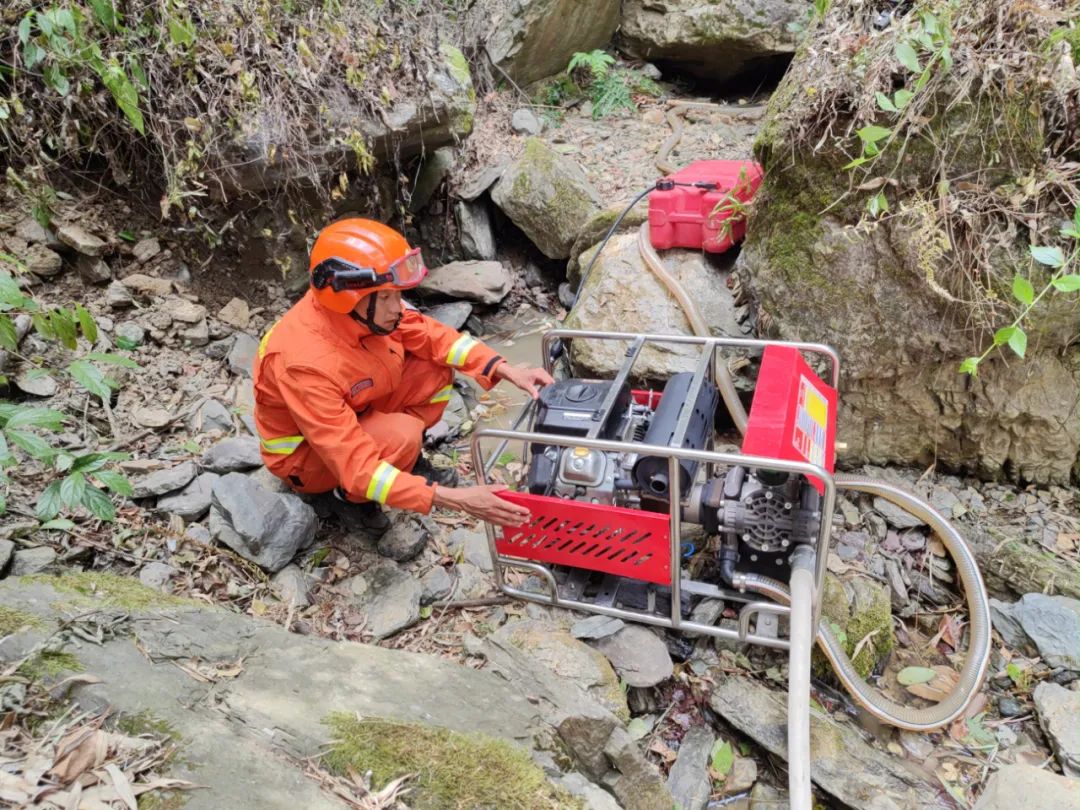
[741,345,837,494]
[495,491,672,586]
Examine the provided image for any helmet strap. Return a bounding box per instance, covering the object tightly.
[350,293,399,336]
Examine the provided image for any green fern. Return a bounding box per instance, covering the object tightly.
[567,49,615,82]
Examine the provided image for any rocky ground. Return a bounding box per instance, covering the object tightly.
[1,74,1078,810]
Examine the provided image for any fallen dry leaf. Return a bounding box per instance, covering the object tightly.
[104,763,138,810]
[907,665,960,702]
[49,728,109,784]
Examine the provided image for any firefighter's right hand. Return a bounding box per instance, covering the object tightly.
[432,484,530,526]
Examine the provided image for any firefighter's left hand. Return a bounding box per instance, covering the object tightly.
[494,363,554,399]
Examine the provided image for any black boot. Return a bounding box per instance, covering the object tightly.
[411,454,459,487]
[311,488,391,536]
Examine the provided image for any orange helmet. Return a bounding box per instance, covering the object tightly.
[309,218,427,315]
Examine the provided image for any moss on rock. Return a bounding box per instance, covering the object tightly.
[322,714,583,810]
[0,605,42,636]
[26,572,200,611]
[817,574,895,679]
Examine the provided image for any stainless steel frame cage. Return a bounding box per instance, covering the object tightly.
[470,330,841,651]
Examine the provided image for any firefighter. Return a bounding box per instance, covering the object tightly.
[252,218,552,535]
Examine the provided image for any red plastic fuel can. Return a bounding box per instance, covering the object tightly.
[648,160,764,253]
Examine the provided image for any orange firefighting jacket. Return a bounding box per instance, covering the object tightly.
[252,291,504,513]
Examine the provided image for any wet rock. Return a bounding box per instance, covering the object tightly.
[665,725,714,810]
[462,529,492,571]
[24,244,63,277]
[620,0,803,84]
[139,562,177,591]
[188,398,233,433]
[873,497,926,529]
[228,333,259,378]
[218,297,251,330]
[991,594,1080,670]
[491,138,602,259]
[157,472,219,522]
[132,238,161,263]
[571,615,625,641]
[271,564,311,608]
[420,566,453,605]
[209,473,316,572]
[710,675,943,807]
[591,625,673,688]
[511,108,543,135]
[972,763,1080,810]
[106,281,134,308]
[0,539,13,572]
[11,547,57,575]
[421,260,512,304]
[115,321,145,347]
[120,273,172,298]
[567,232,746,379]
[376,512,433,562]
[409,146,455,213]
[132,461,198,498]
[424,301,473,330]
[14,371,58,398]
[343,561,421,639]
[455,199,496,261]
[1034,682,1080,776]
[467,0,620,85]
[200,436,262,473]
[57,223,106,256]
[493,619,630,719]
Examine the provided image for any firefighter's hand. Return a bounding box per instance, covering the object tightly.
[432,483,530,526]
[494,363,554,399]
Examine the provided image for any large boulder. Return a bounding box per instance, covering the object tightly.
[209,473,316,572]
[973,763,1080,810]
[619,0,804,83]
[467,0,622,85]
[491,138,602,259]
[738,5,1080,485]
[565,231,747,380]
[420,260,513,304]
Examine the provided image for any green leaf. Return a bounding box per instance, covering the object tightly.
[75,304,98,343]
[867,191,889,218]
[81,484,116,521]
[118,229,136,242]
[0,272,29,307]
[114,336,139,351]
[71,451,129,473]
[1006,662,1023,683]
[0,492,6,515]
[1029,244,1065,268]
[55,452,75,472]
[993,326,1017,346]
[39,518,76,531]
[167,16,195,46]
[856,125,892,145]
[419,605,433,619]
[32,312,55,340]
[60,471,87,508]
[0,315,17,352]
[66,360,111,401]
[86,351,139,368]
[5,407,66,430]
[843,156,869,170]
[94,469,132,496]
[42,64,71,96]
[5,429,55,460]
[36,480,63,520]
[1052,274,1080,292]
[17,15,32,44]
[894,89,914,109]
[1012,276,1035,306]
[875,92,897,112]
[895,41,922,72]
[88,0,116,30]
[99,62,144,134]
[49,308,78,350]
[1008,327,1027,358]
[897,666,936,685]
[710,740,734,776]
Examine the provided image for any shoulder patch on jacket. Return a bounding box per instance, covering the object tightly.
[349,378,374,397]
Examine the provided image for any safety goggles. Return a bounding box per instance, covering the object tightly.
[311,247,427,292]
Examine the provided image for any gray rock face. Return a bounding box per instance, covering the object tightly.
[873,497,926,529]
[188,398,234,433]
[24,244,63,277]
[228,333,259,378]
[991,594,1080,670]
[972,763,1080,810]
[566,231,746,379]
[139,562,178,590]
[468,0,621,85]
[210,473,316,572]
[462,529,493,572]
[421,260,513,304]
[344,561,422,639]
[491,138,603,259]
[132,461,198,498]
[0,539,13,572]
[56,223,106,256]
[376,512,433,562]
[511,108,543,136]
[709,675,943,807]
[572,615,625,641]
[11,547,57,575]
[1034,682,1080,777]
[200,436,263,473]
[420,566,453,605]
[271,564,312,608]
[409,146,455,213]
[423,301,473,330]
[455,199,497,261]
[592,625,673,688]
[619,0,803,82]
[665,725,715,810]
[157,472,219,522]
